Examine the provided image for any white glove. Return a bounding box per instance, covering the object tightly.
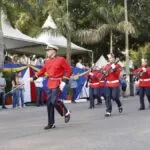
[142,67,146,72]
[59,81,66,91]
[111,64,116,69]
[89,72,94,76]
[30,77,34,82]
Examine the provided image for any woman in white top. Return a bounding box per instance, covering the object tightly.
[11,72,24,108]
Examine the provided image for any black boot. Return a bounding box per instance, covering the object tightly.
[64,110,71,123]
[119,107,123,113]
[104,112,111,117]
[138,107,145,111]
[44,124,56,130]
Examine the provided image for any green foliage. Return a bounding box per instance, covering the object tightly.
[130,43,150,67]
[1,0,150,62]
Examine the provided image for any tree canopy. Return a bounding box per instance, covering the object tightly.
[1,0,150,64]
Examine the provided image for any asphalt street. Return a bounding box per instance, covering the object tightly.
[0,96,150,150]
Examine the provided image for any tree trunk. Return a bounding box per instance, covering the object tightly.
[110,30,113,53]
[0,9,4,70]
[66,32,71,64]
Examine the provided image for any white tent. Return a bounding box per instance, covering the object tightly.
[37,16,93,56]
[2,14,46,55]
[2,14,92,56]
[95,55,108,67]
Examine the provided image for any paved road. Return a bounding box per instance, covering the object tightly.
[0,96,150,150]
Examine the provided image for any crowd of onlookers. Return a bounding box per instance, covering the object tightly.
[4,54,44,66]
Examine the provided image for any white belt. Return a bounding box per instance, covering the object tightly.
[90,82,100,85]
[140,78,150,82]
[107,80,119,84]
[49,78,62,80]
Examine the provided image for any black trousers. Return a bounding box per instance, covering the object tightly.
[139,87,150,108]
[89,87,101,108]
[105,87,122,113]
[46,88,68,125]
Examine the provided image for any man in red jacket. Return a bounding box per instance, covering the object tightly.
[133,59,150,110]
[103,53,123,117]
[31,44,72,129]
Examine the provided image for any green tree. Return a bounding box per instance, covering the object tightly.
[130,43,150,67]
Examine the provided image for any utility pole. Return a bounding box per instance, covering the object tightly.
[108,0,114,53]
[124,0,129,76]
[124,0,131,96]
[0,6,4,70]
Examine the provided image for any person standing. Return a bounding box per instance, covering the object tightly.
[103,53,123,117]
[34,76,44,106]
[69,74,78,103]
[11,72,24,108]
[120,74,127,97]
[76,57,85,69]
[0,71,7,109]
[132,59,150,110]
[31,44,72,130]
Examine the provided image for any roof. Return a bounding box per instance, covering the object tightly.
[37,16,92,54]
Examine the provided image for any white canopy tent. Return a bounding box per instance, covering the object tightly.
[95,55,108,67]
[2,14,93,57]
[37,16,93,57]
[2,14,46,55]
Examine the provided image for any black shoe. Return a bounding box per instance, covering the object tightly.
[2,106,7,109]
[105,112,111,117]
[72,101,76,104]
[64,110,71,123]
[138,107,145,111]
[96,102,102,105]
[44,124,55,130]
[119,107,123,113]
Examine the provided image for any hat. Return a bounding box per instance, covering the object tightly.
[107,53,115,59]
[141,58,147,64]
[45,44,59,51]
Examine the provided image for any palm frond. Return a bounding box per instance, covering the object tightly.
[75,24,111,44]
[117,21,135,35]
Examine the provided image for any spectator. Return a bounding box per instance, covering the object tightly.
[76,57,85,69]
[11,72,24,108]
[0,71,7,109]
[35,57,44,66]
[30,55,37,66]
[120,74,127,97]
[69,74,78,103]
[12,55,19,64]
[34,76,44,106]
[19,54,30,65]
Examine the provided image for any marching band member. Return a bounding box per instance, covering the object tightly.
[132,59,150,110]
[31,44,72,130]
[103,53,123,117]
[86,66,103,109]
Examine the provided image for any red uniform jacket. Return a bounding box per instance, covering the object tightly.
[88,70,105,88]
[132,67,150,87]
[36,56,72,89]
[103,63,121,87]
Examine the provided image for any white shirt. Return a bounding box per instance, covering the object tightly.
[17,77,24,89]
[0,77,6,92]
[76,62,85,69]
[34,77,43,88]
